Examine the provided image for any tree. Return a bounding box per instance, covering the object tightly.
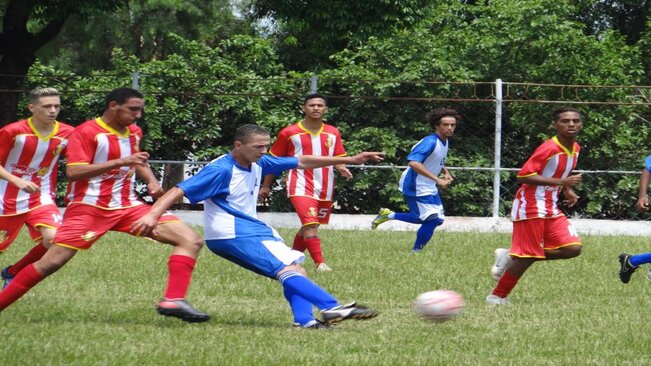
[0,0,126,125]
[247,0,432,71]
[37,0,248,74]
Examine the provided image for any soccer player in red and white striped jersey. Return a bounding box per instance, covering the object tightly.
[260,94,350,272]
[487,107,584,305]
[0,88,208,322]
[0,88,73,288]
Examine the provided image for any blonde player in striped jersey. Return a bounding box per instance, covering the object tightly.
[487,107,584,305]
[260,94,351,272]
[0,88,74,288]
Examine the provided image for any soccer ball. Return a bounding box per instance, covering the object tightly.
[414,290,464,322]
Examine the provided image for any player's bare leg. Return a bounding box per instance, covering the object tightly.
[0,245,77,311]
[2,226,57,288]
[150,221,209,322]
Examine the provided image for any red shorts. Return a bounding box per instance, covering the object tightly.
[511,216,581,258]
[53,204,179,250]
[289,196,332,226]
[0,205,62,252]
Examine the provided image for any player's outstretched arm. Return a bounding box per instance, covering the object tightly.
[297,152,384,169]
[131,187,185,236]
[636,169,651,211]
[67,152,150,181]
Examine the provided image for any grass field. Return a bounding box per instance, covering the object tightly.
[1,227,651,365]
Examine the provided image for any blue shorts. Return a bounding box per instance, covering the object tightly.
[206,236,306,279]
[404,194,445,221]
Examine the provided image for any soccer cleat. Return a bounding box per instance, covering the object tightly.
[292,319,333,330]
[371,208,393,230]
[486,294,509,305]
[316,263,332,272]
[1,266,14,289]
[156,299,211,323]
[491,248,513,281]
[320,302,379,323]
[618,253,638,284]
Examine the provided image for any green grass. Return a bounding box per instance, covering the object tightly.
[1,227,650,365]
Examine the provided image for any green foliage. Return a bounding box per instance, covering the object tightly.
[36,0,248,73]
[247,0,432,70]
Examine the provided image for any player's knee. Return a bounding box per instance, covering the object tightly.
[425,215,444,226]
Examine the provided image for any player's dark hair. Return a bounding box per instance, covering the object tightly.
[303,93,328,106]
[234,124,269,143]
[552,107,582,121]
[104,88,144,110]
[427,108,461,129]
[29,87,59,104]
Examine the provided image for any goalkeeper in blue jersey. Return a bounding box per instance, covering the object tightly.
[371,108,459,252]
[132,124,382,329]
[619,155,651,283]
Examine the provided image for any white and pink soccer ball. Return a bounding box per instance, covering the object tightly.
[414,290,464,322]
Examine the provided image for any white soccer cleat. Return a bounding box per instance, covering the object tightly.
[486,294,509,306]
[316,263,332,272]
[491,248,512,281]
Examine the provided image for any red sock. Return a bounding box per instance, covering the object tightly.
[292,233,306,252]
[8,243,49,276]
[163,255,196,300]
[304,236,324,265]
[492,271,520,298]
[0,264,45,311]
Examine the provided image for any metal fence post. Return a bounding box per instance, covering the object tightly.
[492,79,503,218]
[132,72,140,90]
[310,75,318,93]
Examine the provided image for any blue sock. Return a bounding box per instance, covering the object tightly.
[279,271,338,312]
[393,212,422,224]
[413,218,444,251]
[630,253,651,267]
[283,286,314,326]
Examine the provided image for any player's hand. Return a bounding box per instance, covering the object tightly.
[350,152,384,164]
[258,186,271,202]
[337,167,353,180]
[562,173,582,187]
[13,178,40,193]
[147,181,164,199]
[437,177,452,190]
[131,213,159,237]
[636,197,649,212]
[121,152,150,167]
[562,190,580,207]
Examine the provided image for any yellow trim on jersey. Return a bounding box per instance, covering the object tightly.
[67,162,89,166]
[515,172,537,178]
[297,121,324,136]
[551,136,576,155]
[96,117,130,138]
[27,117,60,141]
[53,243,86,251]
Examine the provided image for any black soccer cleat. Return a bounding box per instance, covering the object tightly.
[619,253,638,284]
[156,299,210,323]
[320,302,379,324]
